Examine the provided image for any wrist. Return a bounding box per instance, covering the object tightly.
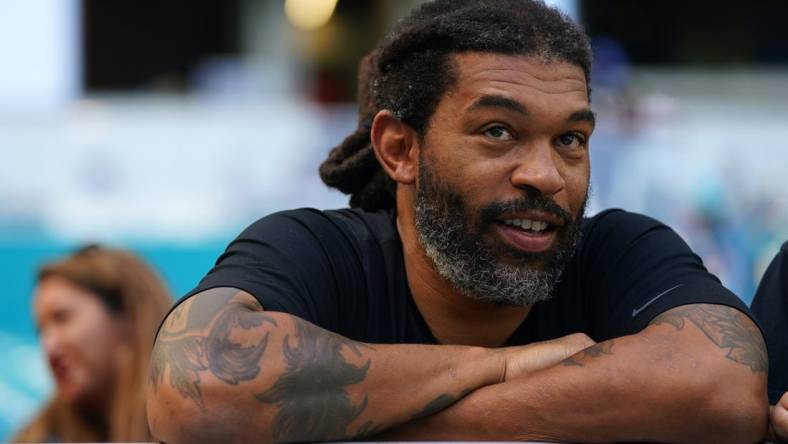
[464,346,507,386]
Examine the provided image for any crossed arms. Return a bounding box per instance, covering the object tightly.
[146,287,769,444]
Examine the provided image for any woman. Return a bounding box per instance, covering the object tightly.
[13,245,172,442]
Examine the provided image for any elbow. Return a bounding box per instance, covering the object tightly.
[146,381,175,443]
[146,375,206,444]
[146,291,282,443]
[146,338,258,444]
[146,373,251,444]
[701,375,769,444]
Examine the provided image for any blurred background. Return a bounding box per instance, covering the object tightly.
[1,0,787,439]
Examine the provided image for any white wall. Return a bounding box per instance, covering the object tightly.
[0,0,81,112]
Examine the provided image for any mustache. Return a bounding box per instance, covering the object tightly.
[479,193,573,228]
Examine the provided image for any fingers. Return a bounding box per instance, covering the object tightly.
[503,333,597,381]
[773,393,788,442]
[559,333,596,358]
[532,333,596,367]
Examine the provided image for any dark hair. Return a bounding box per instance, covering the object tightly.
[319,0,592,210]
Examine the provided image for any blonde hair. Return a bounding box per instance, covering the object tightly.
[13,245,172,442]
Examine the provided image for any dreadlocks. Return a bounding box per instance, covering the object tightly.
[319,0,592,210]
[318,50,395,210]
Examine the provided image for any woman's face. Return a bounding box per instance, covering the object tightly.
[34,276,127,408]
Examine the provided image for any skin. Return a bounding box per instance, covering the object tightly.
[375,53,768,442]
[378,52,592,346]
[34,276,128,414]
[147,53,769,443]
[771,392,788,441]
[147,287,593,443]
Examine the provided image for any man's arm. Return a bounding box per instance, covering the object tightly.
[146,287,593,444]
[380,303,769,444]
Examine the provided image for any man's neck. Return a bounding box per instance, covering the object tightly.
[396,203,530,347]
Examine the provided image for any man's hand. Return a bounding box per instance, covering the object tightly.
[770,392,788,442]
[502,333,595,381]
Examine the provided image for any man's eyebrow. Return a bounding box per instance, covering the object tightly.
[568,109,596,128]
[468,95,528,116]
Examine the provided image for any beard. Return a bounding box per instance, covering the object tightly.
[414,159,586,307]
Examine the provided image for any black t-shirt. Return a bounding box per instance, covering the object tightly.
[180,207,750,346]
[751,241,788,404]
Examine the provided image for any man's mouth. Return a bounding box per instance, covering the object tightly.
[493,214,562,253]
[500,218,552,233]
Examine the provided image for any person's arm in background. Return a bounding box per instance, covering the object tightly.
[378,302,768,444]
[146,287,594,444]
[769,392,788,442]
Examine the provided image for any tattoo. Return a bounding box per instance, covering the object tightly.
[149,335,207,407]
[160,288,239,337]
[205,306,274,385]
[410,388,472,421]
[255,318,372,442]
[561,341,614,367]
[651,304,767,373]
[149,289,276,410]
[412,394,456,420]
[561,357,584,367]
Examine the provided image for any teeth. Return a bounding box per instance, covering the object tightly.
[503,219,549,232]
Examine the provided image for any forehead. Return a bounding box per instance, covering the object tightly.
[446,52,589,107]
[34,277,96,313]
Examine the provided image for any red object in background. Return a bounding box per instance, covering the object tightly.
[314,68,350,103]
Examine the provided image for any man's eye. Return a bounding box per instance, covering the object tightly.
[483,126,514,141]
[556,133,586,150]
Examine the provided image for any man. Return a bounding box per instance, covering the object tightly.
[751,241,788,442]
[146,1,769,443]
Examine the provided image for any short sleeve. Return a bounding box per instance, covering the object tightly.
[582,210,753,340]
[175,209,367,331]
[750,242,788,404]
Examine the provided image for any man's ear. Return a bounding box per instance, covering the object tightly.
[370,110,418,185]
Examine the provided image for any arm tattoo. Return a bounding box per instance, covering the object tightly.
[255,318,373,443]
[149,334,207,407]
[149,289,276,411]
[561,341,615,367]
[410,388,473,421]
[205,303,273,384]
[651,304,767,373]
[411,394,456,420]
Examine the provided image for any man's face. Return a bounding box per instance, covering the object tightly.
[413,52,593,306]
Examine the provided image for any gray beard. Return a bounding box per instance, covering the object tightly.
[414,166,584,307]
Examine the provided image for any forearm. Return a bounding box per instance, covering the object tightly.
[384,305,769,443]
[381,335,668,442]
[146,289,503,444]
[387,334,717,443]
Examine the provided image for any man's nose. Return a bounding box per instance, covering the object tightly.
[509,141,565,196]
